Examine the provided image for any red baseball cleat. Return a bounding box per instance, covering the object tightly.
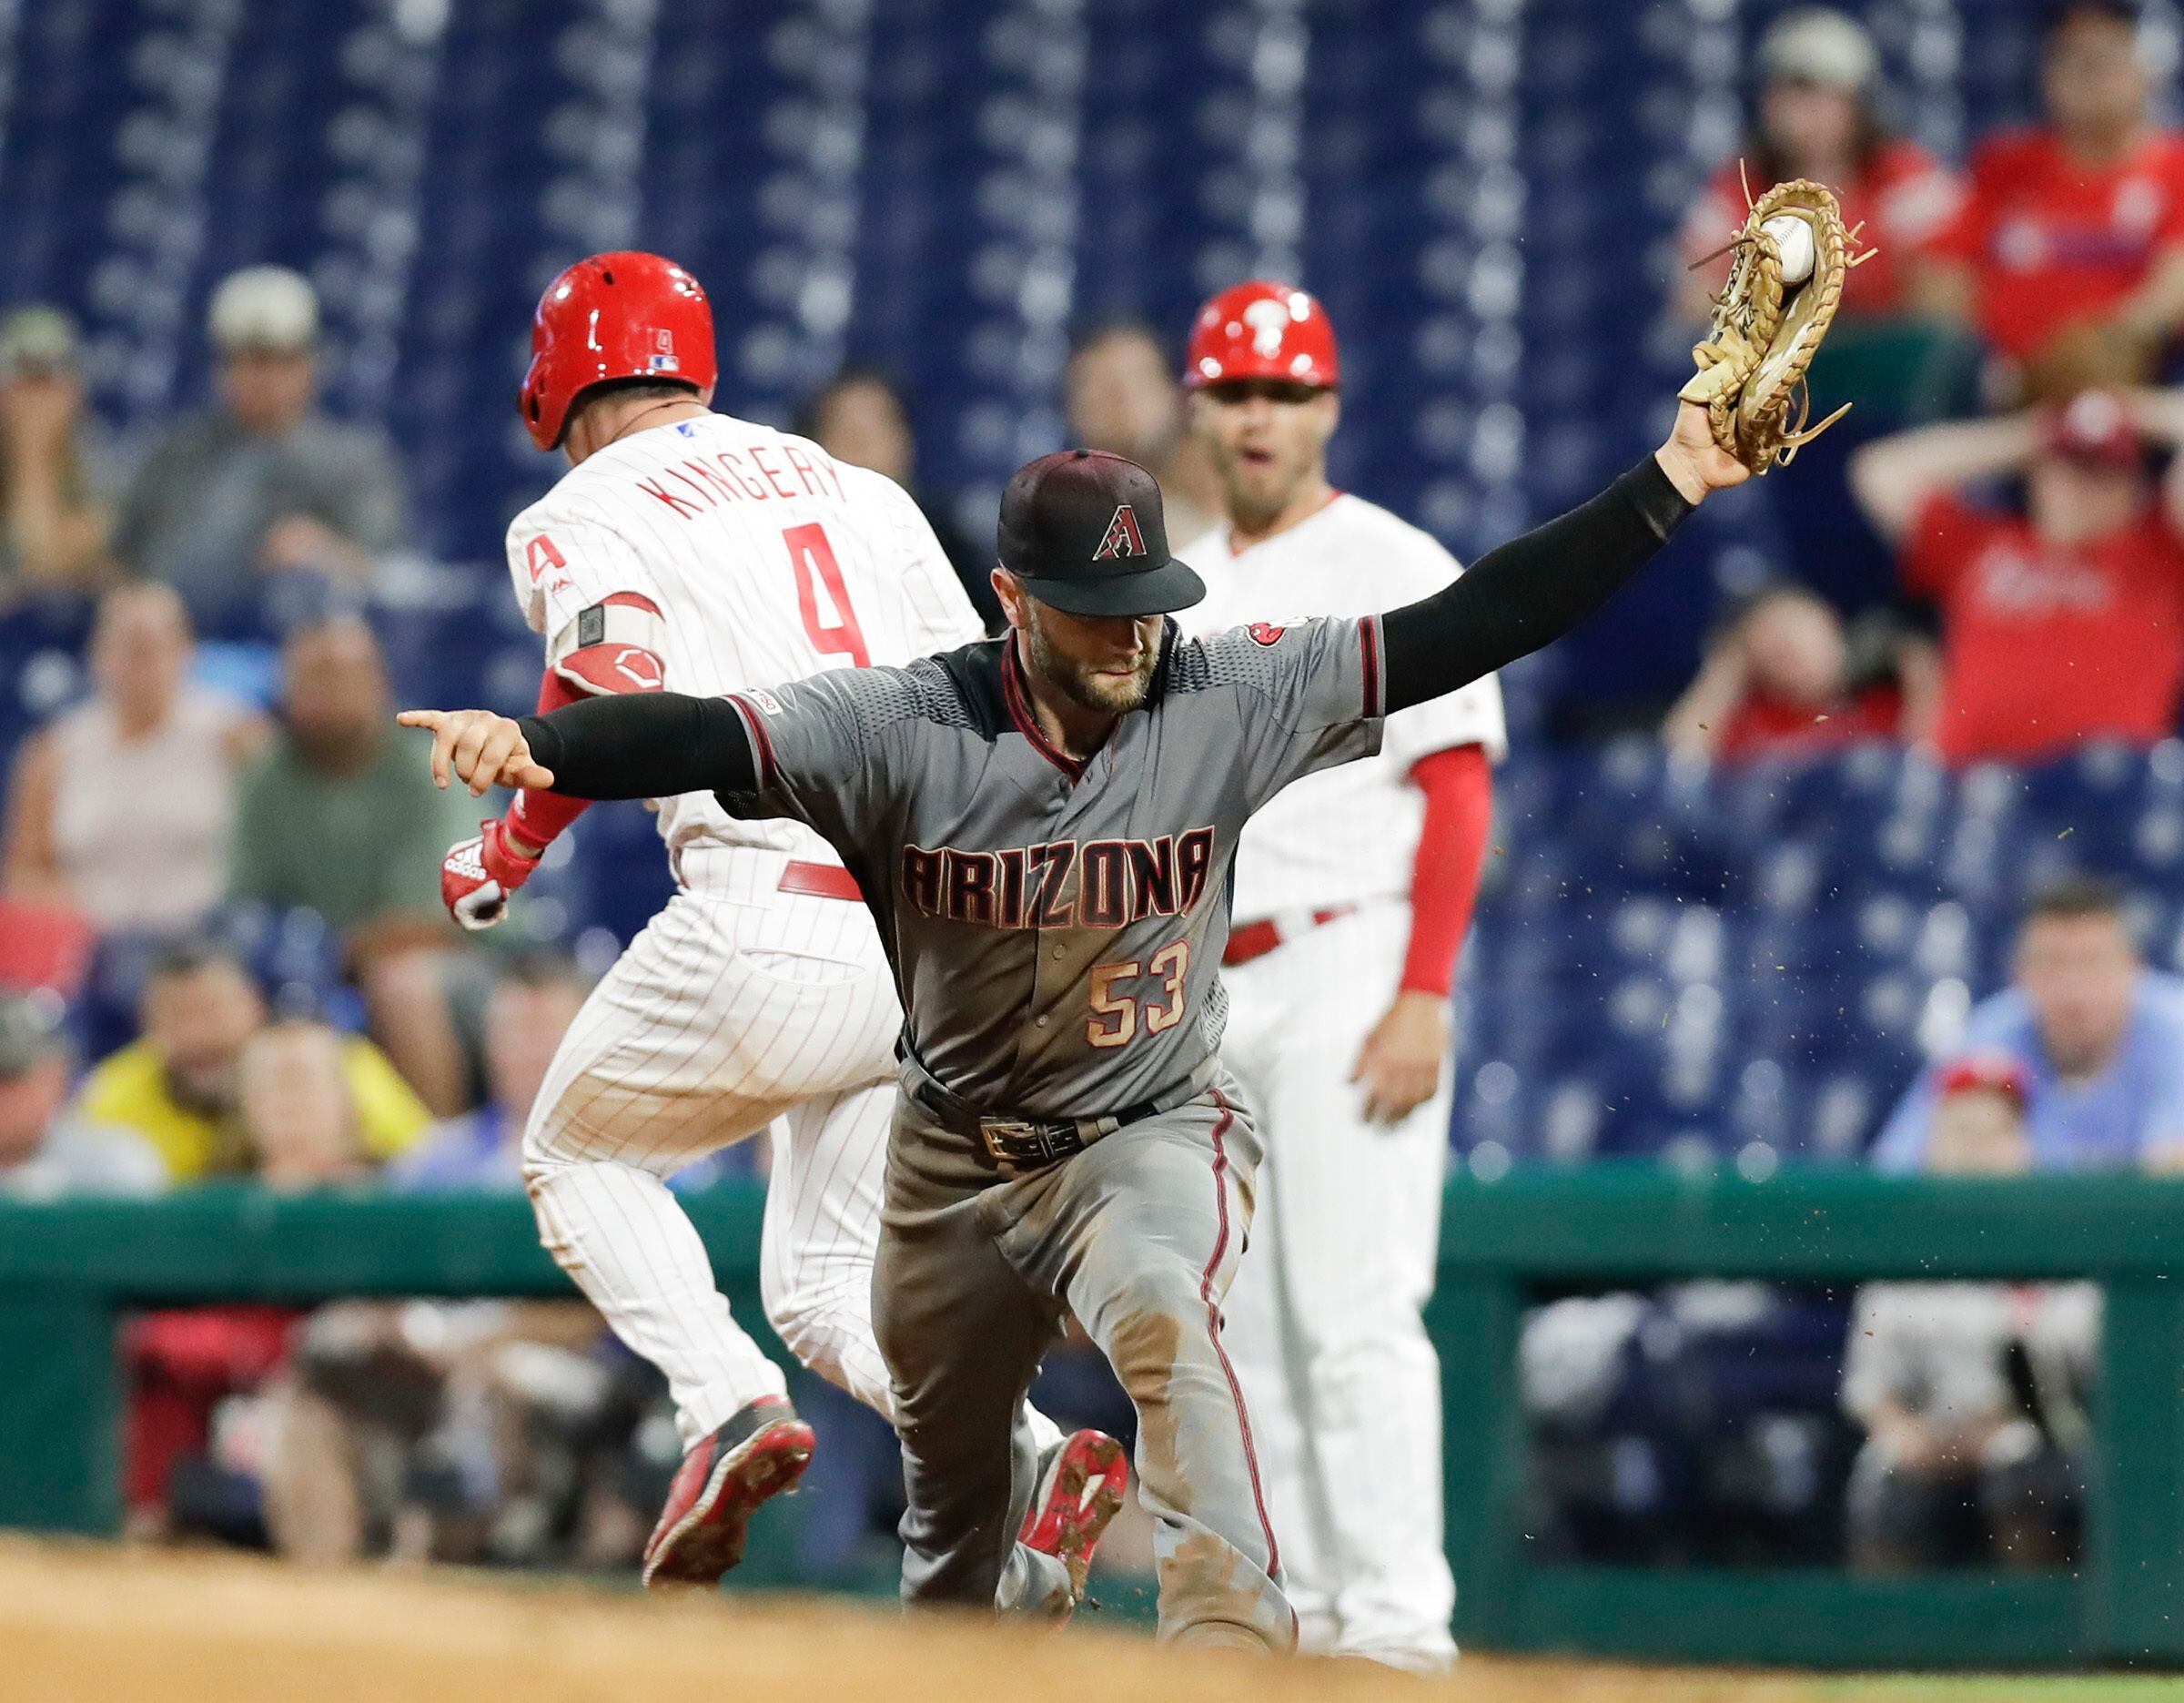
[1019,1428,1128,1606]
[642,1394,815,1589]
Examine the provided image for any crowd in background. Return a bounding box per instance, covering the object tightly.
[1,0,2182,1578]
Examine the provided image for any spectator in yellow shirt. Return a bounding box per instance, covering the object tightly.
[72,938,427,1179]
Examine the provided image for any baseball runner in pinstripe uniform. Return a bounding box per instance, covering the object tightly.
[429,252,1120,1590]
[406,400,1751,1644]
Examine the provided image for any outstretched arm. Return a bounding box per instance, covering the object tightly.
[1379,401,1744,715]
[397,691,760,801]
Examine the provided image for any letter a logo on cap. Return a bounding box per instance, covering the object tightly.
[1092,504,1148,562]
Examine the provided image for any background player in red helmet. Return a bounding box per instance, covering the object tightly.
[1178,279,1502,1670]
[438,250,1118,1595]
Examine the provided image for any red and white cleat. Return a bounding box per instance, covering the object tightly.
[642,1394,815,1590]
[1019,1428,1129,1608]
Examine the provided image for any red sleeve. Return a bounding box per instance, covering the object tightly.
[1901,493,1990,602]
[1400,744,1493,998]
[2154,143,2184,247]
[1871,141,1965,258]
[504,668,594,850]
[1926,138,2006,265]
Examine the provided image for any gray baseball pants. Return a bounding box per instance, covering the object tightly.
[871,1067,1296,1652]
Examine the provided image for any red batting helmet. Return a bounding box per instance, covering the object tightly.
[519,251,717,451]
[1183,280,1340,390]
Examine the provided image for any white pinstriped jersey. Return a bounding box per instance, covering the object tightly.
[1181,494,1506,924]
[505,412,985,877]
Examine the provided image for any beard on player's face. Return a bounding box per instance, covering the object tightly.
[1025,602,1160,715]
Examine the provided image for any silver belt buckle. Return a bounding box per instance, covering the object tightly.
[979,1118,1047,1164]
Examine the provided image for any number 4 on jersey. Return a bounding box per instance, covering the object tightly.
[785,522,870,667]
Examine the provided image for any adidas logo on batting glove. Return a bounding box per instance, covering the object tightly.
[441,819,539,931]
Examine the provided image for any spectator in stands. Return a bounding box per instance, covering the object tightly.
[228,613,482,1114]
[114,267,408,634]
[1849,389,2184,765]
[1916,1,2184,400]
[1677,11,1970,613]
[236,1021,371,1191]
[1662,582,1938,761]
[72,938,428,1180]
[1874,877,2184,1171]
[3,584,262,932]
[267,1283,643,1569]
[125,1019,370,1546]
[1068,319,1221,547]
[0,305,113,602]
[795,366,998,632]
[0,991,164,1199]
[1844,1055,2096,1571]
[1676,9,1960,330]
[389,955,592,1190]
[266,958,650,1568]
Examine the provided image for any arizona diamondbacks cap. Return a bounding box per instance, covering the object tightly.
[996,449,1205,617]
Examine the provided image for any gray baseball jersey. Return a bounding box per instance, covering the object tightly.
[713,616,1383,1117]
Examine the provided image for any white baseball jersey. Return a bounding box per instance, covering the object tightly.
[1182,494,1505,924]
[1186,489,1502,1666]
[505,412,984,882]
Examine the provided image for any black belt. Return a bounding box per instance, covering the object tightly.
[905,1074,1167,1170]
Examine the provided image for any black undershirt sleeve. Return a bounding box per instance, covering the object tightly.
[1380,454,1694,715]
[519,456,1691,792]
[517,691,759,800]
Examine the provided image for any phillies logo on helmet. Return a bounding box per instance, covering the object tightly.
[1092,504,1148,562]
[1242,297,1295,358]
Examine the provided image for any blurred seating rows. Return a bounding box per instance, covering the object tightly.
[0,0,2149,1146]
[1451,736,2184,1170]
[0,0,2067,713]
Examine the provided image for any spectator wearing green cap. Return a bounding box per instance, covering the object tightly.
[0,305,115,603]
[0,991,165,1199]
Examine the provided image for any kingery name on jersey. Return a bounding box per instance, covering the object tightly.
[636,439,846,519]
[900,827,1217,929]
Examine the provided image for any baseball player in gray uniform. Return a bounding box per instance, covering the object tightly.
[403,400,1748,1648]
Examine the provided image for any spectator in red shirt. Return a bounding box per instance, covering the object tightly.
[1678,9,1961,327]
[1678,11,1970,616]
[1850,389,2184,765]
[1663,582,1936,763]
[1917,1,2184,399]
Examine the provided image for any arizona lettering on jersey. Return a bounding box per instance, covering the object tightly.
[713,616,1383,1117]
[901,827,1217,928]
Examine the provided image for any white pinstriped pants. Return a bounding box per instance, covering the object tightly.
[522,880,906,1447]
[1216,899,1458,1668]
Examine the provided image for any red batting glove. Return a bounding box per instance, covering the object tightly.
[441,819,540,932]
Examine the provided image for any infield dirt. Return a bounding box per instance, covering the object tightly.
[0,1536,2149,1703]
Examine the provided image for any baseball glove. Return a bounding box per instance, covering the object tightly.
[1679,176,1874,474]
